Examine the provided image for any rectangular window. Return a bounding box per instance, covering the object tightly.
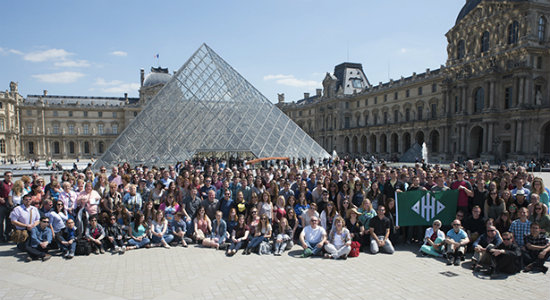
[98,111,103,118]
[383,112,388,124]
[83,111,88,117]
[344,117,350,129]
[356,101,360,108]
[432,83,437,93]
[455,96,459,113]
[405,109,410,122]
[68,111,73,117]
[298,111,302,116]
[0,119,4,131]
[112,124,118,134]
[112,112,117,118]
[417,106,423,120]
[83,124,89,135]
[394,110,399,123]
[53,124,59,135]
[53,110,58,117]
[394,92,398,100]
[431,104,437,119]
[68,124,74,135]
[26,110,32,116]
[345,102,349,109]
[98,124,104,135]
[133,111,138,117]
[504,87,513,109]
[418,87,423,95]
[27,124,33,135]
[406,90,410,98]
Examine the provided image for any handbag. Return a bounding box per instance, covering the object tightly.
[349,241,361,257]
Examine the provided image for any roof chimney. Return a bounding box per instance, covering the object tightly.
[140,69,145,87]
[316,89,322,97]
[278,93,285,104]
[43,90,48,96]
[124,93,128,103]
[304,92,310,99]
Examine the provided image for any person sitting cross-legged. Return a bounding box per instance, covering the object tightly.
[299,215,327,257]
[445,219,469,266]
[323,216,351,259]
[522,222,550,274]
[471,225,502,272]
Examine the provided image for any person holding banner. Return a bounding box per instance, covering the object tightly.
[445,219,469,266]
[450,169,473,216]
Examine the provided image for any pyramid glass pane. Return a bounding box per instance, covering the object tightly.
[93,44,329,168]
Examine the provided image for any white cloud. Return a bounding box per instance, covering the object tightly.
[93,77,139,93]
[24,48,73,62]
[400,48,408,54]
[32,71,85,83]
[54,59,91,67]
[0,47,23,56]
[110,51,127,57]
[100,83,140,94]
[264,74,319,88]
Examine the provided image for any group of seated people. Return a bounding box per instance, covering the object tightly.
[0,158,548,278]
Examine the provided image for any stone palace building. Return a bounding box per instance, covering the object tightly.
[277,0,550,163]
[1,0,550,163]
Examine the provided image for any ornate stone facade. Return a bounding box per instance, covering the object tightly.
[1,67,171,160]
[278,0,550,163]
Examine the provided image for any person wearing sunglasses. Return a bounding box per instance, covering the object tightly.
[444,219,469,266]
[487,231,522,276]
[26,216,53,262]
[472,225,502,273]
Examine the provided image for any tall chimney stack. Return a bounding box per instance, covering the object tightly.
[140,69,145,87]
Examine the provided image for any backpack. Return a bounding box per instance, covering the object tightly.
[349,241,361,257]
[75,238,91,256]
[258,241,272,255]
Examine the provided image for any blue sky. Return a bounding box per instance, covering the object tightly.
[1,0,465,103]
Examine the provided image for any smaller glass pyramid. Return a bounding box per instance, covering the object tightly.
[93,44,329,168]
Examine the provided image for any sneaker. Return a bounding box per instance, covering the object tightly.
[542,266,548,274]
[63,251,69,258]
[341,254,348,260]
[121,246,126,254]
[99,248,105,254]
[94,249,100,255]
[163,244,171,249]
[25,256,33,262]
[114,246,120,253]
[42,254,51,261]
[453,257,460,266]
[460,255,465,261]
[302,248,313,258]
[446,255,453,265]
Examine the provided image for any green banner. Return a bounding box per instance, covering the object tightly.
[396,190,458,226]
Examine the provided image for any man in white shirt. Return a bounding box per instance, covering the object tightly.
[299,216,326,257]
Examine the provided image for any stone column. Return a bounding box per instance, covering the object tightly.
[482,123,488,153]
[489,81,495,109]
[511,121,517,153]
[517,77,524,107]
[487,122,493,153]
[516,120,523,153]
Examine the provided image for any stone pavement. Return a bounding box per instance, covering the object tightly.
[0,242,548,300]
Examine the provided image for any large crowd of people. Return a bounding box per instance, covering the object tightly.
[0,157,548,277]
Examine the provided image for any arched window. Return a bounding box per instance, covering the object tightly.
[508,21,519,44]
[474,87,485,113]
[28,141,34,154]
[0,139,5,154]
[539,16,547,42]
[457,40,465,59]
[98,142,105,154]
[481,31,490,53]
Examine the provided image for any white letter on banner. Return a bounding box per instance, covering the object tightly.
[421,193,435,222]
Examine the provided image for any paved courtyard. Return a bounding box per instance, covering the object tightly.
[0,242,548,300]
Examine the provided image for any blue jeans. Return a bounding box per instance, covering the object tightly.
[305,240,323,255]
[127,237,151,248]
[59,241,77,254]
[229,240,245,251]
[152,234,174,244]
[247,236,266,249]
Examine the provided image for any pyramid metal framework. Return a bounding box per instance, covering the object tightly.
[93,44,329,168]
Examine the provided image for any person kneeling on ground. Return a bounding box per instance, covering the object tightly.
[324,216,351,259]
[299,215,326,257]
[26,216,53,262]
[522,222,550,274]
[85,215,105,254]
[471,225,502,272]
[368,205,395,254]
[105,214,126,253]
[59,218,78,259]
[445,219,469,266]
[420,219,445,257]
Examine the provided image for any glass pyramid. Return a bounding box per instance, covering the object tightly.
[93,44,329,168]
